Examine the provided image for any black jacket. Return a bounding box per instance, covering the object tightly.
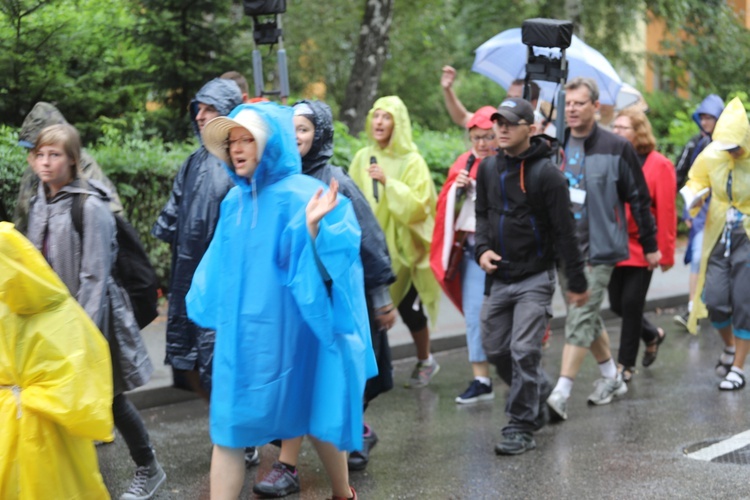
[475,137,587,293]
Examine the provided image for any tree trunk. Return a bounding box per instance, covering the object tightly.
[339,0,393,136]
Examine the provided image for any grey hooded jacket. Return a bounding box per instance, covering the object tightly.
[151,78,243,386]
[13,102,123,233]
[26,179,153,393]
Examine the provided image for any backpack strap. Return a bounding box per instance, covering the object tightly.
[70,193,89,237]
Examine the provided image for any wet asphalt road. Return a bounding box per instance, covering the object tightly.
[98,309,750,499]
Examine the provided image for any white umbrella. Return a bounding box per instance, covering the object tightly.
[472,28,623,106]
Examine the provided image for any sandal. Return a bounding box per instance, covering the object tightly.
[715,348,736,377]
[642,328,666,367]
[719,370,745,391]
[621,367,635,383]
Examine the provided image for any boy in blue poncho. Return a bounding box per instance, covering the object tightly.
[186,102,375,500]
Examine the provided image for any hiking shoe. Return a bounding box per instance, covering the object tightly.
[719,370,746,391]
[673,311,689,330]
[494,432,536,455]
[455,379,494,404]
[405,359,440,388]
[253,461,300,498]
[120,460,166,500]
[245,446,260,467]
[546,390,569,421]
[348,424,378,471]
[587,373,628,406]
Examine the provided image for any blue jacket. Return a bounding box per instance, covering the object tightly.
[151,78,243,384]
[186,103,376,451]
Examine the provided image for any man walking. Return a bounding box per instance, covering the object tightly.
[475,97,589,455]
[546,78,660,421]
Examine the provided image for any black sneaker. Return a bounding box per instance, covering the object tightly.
[244,446,260,467]
[494,432,536,455]
[252,461,300,498]
[455,379,494,404]
[348,424,378,471]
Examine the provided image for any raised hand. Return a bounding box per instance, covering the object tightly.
[306,178,340,238]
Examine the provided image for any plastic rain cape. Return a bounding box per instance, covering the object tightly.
[684,97,750,333]
[186,103,376,452]
[0,222,113,500]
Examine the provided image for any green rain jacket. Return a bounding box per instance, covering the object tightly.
[684,97,750,333]
[349,96,440,325]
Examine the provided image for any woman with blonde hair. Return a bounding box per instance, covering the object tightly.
[609,108,676,382]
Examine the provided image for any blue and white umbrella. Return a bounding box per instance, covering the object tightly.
[472,28,623,106]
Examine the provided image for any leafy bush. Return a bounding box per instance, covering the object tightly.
[0,126,29,220]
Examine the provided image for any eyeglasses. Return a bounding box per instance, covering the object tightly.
[494,121,529,130]
[612,125,633,131]
[225,136,255,148]
[565,100,593,109]
[469,133,496,143]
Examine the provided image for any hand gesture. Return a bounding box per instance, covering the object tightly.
[478,249,501,274]
[306,178,339,238]
[441,66,457,90]
[368,162,386,185]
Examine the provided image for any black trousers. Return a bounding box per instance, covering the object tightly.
[113,393,154,467]
[608,266,659,368]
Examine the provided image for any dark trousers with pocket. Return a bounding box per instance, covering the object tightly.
[481,270,554,434]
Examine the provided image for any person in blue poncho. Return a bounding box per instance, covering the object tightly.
[187,102,375,500]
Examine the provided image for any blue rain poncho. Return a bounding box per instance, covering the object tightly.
[186,103,376,451]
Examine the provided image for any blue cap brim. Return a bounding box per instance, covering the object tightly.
[18,140,34,149]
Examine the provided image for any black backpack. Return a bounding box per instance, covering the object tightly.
[71,193,159,329]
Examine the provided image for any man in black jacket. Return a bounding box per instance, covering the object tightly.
[475,97,589,455]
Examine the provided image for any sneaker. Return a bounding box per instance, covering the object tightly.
[673,311,689,330]
[406,359,440,388]
[719,370,746,391]
[546,390,568,421]
[244,446,260,467]
[120,460,166,500]
[252,461,300,498]
[587,373,628,406]
[455,379,494,404]
[494,432,536,455]
[348,424,379,471]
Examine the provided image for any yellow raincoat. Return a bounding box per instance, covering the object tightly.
[0,222,113,499]
[684,98,750,333]
[349,96,440,324]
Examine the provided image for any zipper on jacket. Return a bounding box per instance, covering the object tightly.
[498,169,510,280]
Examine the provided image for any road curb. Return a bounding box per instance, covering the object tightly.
[129,293,688,410]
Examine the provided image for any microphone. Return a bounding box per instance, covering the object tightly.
[370,156,379,202]
[455,153,476,200]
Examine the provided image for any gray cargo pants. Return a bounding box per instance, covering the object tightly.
[481,270,555,434]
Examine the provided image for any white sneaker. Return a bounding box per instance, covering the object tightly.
[546,390,569,421]
[587,373,628,406]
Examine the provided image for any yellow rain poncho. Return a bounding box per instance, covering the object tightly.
[0,222,113,500]
[684,98,750,333]
[349,96,440,324]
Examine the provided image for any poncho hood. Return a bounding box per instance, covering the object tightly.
[296,99,334,175]
[711,97,750,157]
[366,96,418,157]
[18,102,68,149]
[0,222,69,314]
[223,102,302,192]
[190,78,244,142]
